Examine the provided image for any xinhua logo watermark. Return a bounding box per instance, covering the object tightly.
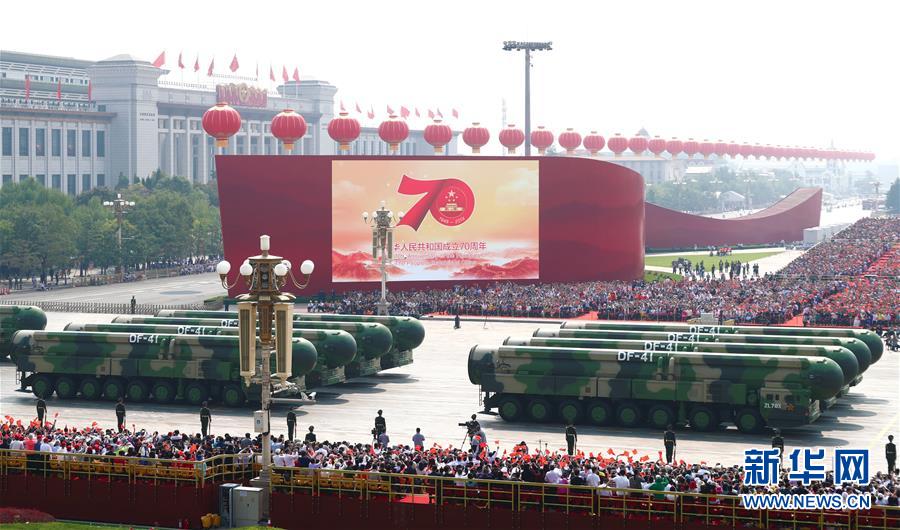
[740,448,872,510]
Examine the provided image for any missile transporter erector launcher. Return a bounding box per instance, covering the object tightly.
[67,322,357,387]
[155,310,426,370]
[114,315,393,377]
[1,305,47,356]
[469,345,844,433]
[11,330,318,406]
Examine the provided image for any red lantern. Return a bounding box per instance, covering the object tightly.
[328,111,361,151]
[202,102,242,148]
[499,124,525,154]
[698,139,715,159]
[665,138,683,158]
[378,114,409,152]
[424,118,453,154]
[270,109,307,152]
[682,138,699,158]
[647,136,666,157]
[530,126,554,154]
[607,133,628,156]
[558,128,582,154]
[462,122,490,153]
[628,135,648,156]
[764,144,777,160]
[739,143,754,158]
[714,140,728,158]
[583,131,605,156]
[726,141,741,158]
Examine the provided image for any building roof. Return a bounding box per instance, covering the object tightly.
[0,50,94,69]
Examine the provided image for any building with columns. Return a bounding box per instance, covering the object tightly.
[1,50,457,194]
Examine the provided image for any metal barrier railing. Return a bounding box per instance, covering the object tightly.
[0,300,211,315]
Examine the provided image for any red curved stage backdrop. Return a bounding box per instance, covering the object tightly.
[216,156,645,296]
[645,187,822,249]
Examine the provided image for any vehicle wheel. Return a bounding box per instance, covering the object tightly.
[647,403,676,429]
[152,380,176,404]
[557,398,584,424]
[184,381,209,406]
[103,378,126,401]
[497,395,523,422]
[587,400,613,426]
[615,401,643,428]
[126,380,150,402]
[689,405,719,432]
[55,376,77,399]
[735,407,765,434]
[31,374,55,399]
[221,383,245,407]
[79,378,102,400]
[526,397,553,422]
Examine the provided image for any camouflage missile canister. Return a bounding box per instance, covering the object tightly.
[534,327,872,377]
[469,345,844,432]
[114,315,392,376]
[155,309,425,370]
[1,305,47,355]
[10,330,317,406]
[66,322,357,387]
[504,336,859,388]
[562,321,884,364]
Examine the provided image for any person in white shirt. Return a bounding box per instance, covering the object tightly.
[585,467,601,488]
[273,449,285,467]
[612,472,630,495]
[39,438,53,452]
[545,465,562,484]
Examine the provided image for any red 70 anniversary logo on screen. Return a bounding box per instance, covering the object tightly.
[396,175,475,230]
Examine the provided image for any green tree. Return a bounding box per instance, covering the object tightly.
[886,178,900,214]
[125,190,194,266]
[72,198,117,275]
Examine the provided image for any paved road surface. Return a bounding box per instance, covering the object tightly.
[2,311,897,467]
[0,273,223,305]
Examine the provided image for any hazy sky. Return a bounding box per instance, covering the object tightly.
[3,0,898,160]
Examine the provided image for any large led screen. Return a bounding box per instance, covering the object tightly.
[331,159,539,282]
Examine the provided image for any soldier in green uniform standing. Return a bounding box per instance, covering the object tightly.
[36,398,47,427]
[664,425,676,464]
[286,410,297,441]
[887,435,896,475]
[115,398,126,433]
[565,423,577,456]
[305,426,317,444]
[200,402,211,437]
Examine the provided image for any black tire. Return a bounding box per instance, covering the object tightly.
[103,378,126,401]
[55,376,77,399]
[184,381,209,406]
[615,401,643,427]
[221,383,245,407]
[735,407,765,434]
[647,403,676,429]
[31,374,55,399]
[152,380,176,404]
[497,395,523,422]
[126,380,150,402]
[587,400,613,426]
[557,398,584,424]
[526,397,553,422]
[689,405,719,432]
[79,378,102,400]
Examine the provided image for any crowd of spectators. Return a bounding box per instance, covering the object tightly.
[2,416,897,506]
[778,217,900,278]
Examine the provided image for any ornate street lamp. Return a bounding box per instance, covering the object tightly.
[103,193,135,283]
[215,235,314,490]
[362,203,403,316]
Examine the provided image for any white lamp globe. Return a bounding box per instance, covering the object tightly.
[239,262,253,276]
[300,260,315,275]
[274,263,288,277]
[282,259,292,270]
[362,212,369,221]
[216,260,231,275]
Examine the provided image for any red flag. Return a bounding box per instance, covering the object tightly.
[151,51,166,68]
[56,80,61,101]
[427,109,434,119]
[24,75,30,101]
[355,102,362,113]
[640,455,650,462]
[87,80,91,101]
[194,55,200,72]
[269,66,275,82]
[632,449,638,455]
[207,58,215,77]
[229,54,239,72]
[367,106,375,120]
[177,52,184,69]
[400,106,410,119]
[282,66,289,83]
[452,108,459,119]
[415,107,420,118]
[386,104,395,115]
[606,448,615,455]
[292,67,300,81]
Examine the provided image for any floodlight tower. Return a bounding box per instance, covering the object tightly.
[502,40,553,156]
